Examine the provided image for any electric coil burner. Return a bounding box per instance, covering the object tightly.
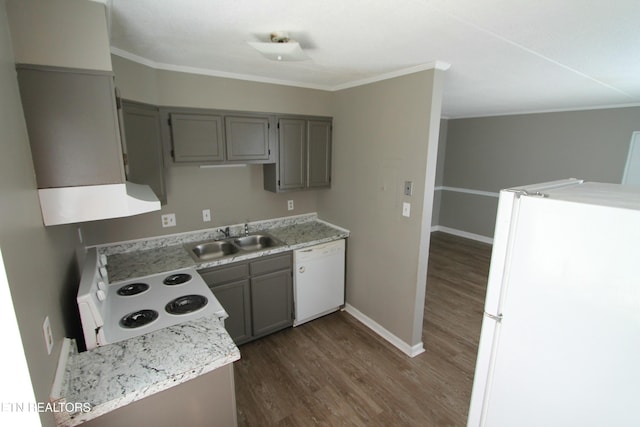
[116,282,149,296]
[163,273,192,286]
[165,295,208,315]
[120,309,159,328]
[77,248,228,350]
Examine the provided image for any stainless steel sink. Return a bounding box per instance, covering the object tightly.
[186,240,239,261]
[233,234,284,251]
[185,232,284,261]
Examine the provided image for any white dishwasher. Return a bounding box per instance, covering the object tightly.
[293,239,345,326]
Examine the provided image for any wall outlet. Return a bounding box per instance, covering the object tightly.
[161,213,176,227]
[404,181,413,196]
[43,316,53,355]
[202,209,211,222]
[402,202,411,217]
[287,200,294,211]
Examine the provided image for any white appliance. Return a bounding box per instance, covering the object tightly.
[293,239,345,326]
[77,248,227,350]
[467,179,640,427]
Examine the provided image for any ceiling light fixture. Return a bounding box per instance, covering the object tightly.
[248,31,308,62]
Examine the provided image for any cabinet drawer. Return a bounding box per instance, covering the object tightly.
[200,262,249,287]
[250,253,291,276]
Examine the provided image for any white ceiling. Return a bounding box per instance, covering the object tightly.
[106,0,640,118]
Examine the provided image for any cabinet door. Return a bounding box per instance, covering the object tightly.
[225,116,270,161]
[307,120,332,188]
[16,66,125,188]
[210,279,252,345]
[278,118,306,190]
[251,270,293,338]
[121,101,166,203]
[170,113,225,163]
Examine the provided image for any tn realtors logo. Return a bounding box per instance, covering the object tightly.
[1,401,91,413]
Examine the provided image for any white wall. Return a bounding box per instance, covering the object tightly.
[7,0,111,70]
[437,107,640,239]
[2,2,83,425]
[319,69,444,350]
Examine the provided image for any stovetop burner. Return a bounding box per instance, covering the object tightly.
[163,273,192,286]
[120,309,159,329]
[116,282,149,296]
[78,249,229,349]
[165,294,208,315]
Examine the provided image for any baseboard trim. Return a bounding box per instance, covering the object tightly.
[430,225,494,244]
[344,304,425,358]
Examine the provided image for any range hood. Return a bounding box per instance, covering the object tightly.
[38,181,160,226]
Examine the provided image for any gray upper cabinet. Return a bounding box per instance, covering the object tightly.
[278,118,307,190]
[307,120,332,188]
[225,115,270,161]
[263,116,332,193]
[162,107,274,165]
[170,113,225,163]
[16,65,125,188]
[120,100,167,204]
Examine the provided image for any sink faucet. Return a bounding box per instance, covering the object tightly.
[218,226,230,239]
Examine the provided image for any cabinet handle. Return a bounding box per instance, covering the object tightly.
[298,266,305,274]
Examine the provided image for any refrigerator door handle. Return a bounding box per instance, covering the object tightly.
[506,189,549,198]
[486,312,503,322]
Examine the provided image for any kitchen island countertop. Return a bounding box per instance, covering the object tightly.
[52,315,239,426]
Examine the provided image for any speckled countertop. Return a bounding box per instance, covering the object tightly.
[52,315,239,426]
[52,214,348,426]
[101,213,350,283]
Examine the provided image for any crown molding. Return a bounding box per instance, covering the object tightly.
[110,48,449,92]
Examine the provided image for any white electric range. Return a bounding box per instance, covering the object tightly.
[77,248,227,350]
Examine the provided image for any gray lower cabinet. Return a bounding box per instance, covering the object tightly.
[200,252,292,345]
[251,267,293,337]
[210,279,251,344]
[263,116,332,192]
[120,100,167,204]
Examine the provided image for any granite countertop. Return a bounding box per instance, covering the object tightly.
[52,214,349,425]
[52,315,239,426]
[102,214,350,283]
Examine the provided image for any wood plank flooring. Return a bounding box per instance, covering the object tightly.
[234,232,492,426]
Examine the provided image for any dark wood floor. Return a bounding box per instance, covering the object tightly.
[234,232,492,426]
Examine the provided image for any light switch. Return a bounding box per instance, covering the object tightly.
[402,202,411,217]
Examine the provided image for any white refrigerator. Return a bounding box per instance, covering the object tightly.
[467,179,640,427]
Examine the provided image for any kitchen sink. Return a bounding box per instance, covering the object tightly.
[233,234,283,251]
[187,240,239,261]
[185,232,284,262]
